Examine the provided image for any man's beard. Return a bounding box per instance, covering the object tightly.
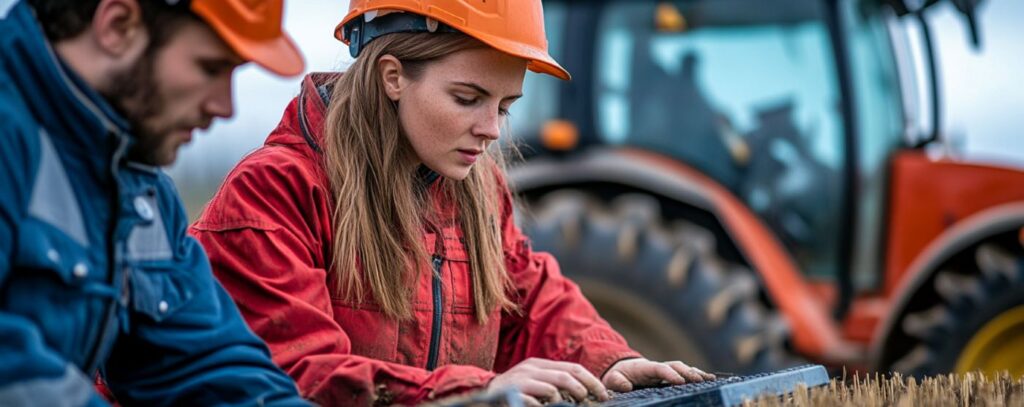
[101,53,174,166]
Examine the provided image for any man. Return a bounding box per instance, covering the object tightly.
[0,0,309,404]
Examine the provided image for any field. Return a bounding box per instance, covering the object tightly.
[748,372,1024,406]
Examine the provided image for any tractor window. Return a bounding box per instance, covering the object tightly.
[594,0,845,279]
[843,0,907,290]
[506,3,566,143]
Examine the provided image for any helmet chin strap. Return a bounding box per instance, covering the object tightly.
[343,12,458,58]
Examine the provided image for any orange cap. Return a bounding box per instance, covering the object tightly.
[337,0,569,80]
[190,0,305,77]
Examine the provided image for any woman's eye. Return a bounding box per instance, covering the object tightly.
[499,108,511,117]
[454,96,477,106]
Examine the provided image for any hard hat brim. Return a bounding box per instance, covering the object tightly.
[222,30,306,77]
[467,28,570,81]
[194,3,306,77]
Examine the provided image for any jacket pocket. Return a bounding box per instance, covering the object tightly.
[129,265,196,323]
[439,225,473,312]
[439,251,501,370]
[13,219,90,285]
[437,226,501,370]
[9,220,96,360]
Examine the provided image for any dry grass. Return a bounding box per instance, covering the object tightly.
[747,371,1024,407]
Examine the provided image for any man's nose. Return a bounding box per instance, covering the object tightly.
[204,75,235,119]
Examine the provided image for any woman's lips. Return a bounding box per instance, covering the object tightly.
[457,149,482,164]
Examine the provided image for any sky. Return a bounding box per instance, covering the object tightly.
[166,0,1024,214]
[926,0,1024,166]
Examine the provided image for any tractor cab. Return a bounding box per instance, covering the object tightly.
[511,0,911,306]
[511,0,1024,378]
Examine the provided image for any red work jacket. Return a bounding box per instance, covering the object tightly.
[190,73,640,406]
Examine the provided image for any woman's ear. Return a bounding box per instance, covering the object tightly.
[378,54,404,102]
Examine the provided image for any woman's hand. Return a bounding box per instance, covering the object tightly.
[601,358,716,392]
[486,358,610,406]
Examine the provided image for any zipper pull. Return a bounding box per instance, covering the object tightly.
[431,255,443,274]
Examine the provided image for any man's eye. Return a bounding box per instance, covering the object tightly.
[199,61,230,78]
[200,65,219,77]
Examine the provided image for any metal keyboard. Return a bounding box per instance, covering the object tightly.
[595,364,829,406]
[433,364,829,407]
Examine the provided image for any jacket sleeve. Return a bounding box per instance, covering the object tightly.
[190,148,495,406]
[100,174,308,407]
[0,125,108,406]
[492,175,642,378]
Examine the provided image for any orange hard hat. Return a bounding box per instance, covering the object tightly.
[337,0,569,80]
[188,0,305,77]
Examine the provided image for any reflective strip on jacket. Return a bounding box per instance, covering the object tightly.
[190,73,642,406]
[0,2,307,405]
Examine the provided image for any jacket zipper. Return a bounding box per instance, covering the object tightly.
[426,254,444,371]
[83,134,129,373]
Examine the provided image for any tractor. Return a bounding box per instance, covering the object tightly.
[507,0,1024,377]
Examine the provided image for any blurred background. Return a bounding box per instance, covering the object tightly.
[168,0,1024,218]
[169,0,1024,378]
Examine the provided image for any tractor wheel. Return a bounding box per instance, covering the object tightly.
[891,238,1024,377]
[519,190,798,374]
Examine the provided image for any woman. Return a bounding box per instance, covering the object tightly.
[191,1,713,405]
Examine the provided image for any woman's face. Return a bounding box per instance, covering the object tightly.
[382,47,527,180]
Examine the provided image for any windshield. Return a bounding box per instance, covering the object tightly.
[843,0,906,290]
[594,0,845,279]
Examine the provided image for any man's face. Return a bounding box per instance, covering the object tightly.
[106,18,243,166]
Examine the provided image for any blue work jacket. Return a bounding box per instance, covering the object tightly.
[0,2,308,405]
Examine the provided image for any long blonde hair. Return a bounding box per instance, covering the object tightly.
[322,32,515,323]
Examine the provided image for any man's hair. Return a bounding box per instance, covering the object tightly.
[27,0,197,49]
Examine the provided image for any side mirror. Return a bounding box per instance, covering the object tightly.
[951,0,983,48]
[882,0,984,49]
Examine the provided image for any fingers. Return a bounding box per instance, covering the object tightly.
[648,362,687,386]
[531,359,609,401]
[520,394,543,407]
[498,358,609,403]
[604,358,718,391]
[679,362,715,381]
[614,359,685,387]
[696,366,716,381]
[666,361,708,383]
[499,358,717,405]
[516,380,561,403]
[603,370,633,393]
[531,369,589,402]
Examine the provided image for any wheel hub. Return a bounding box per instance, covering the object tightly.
[955,304,1024,377]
